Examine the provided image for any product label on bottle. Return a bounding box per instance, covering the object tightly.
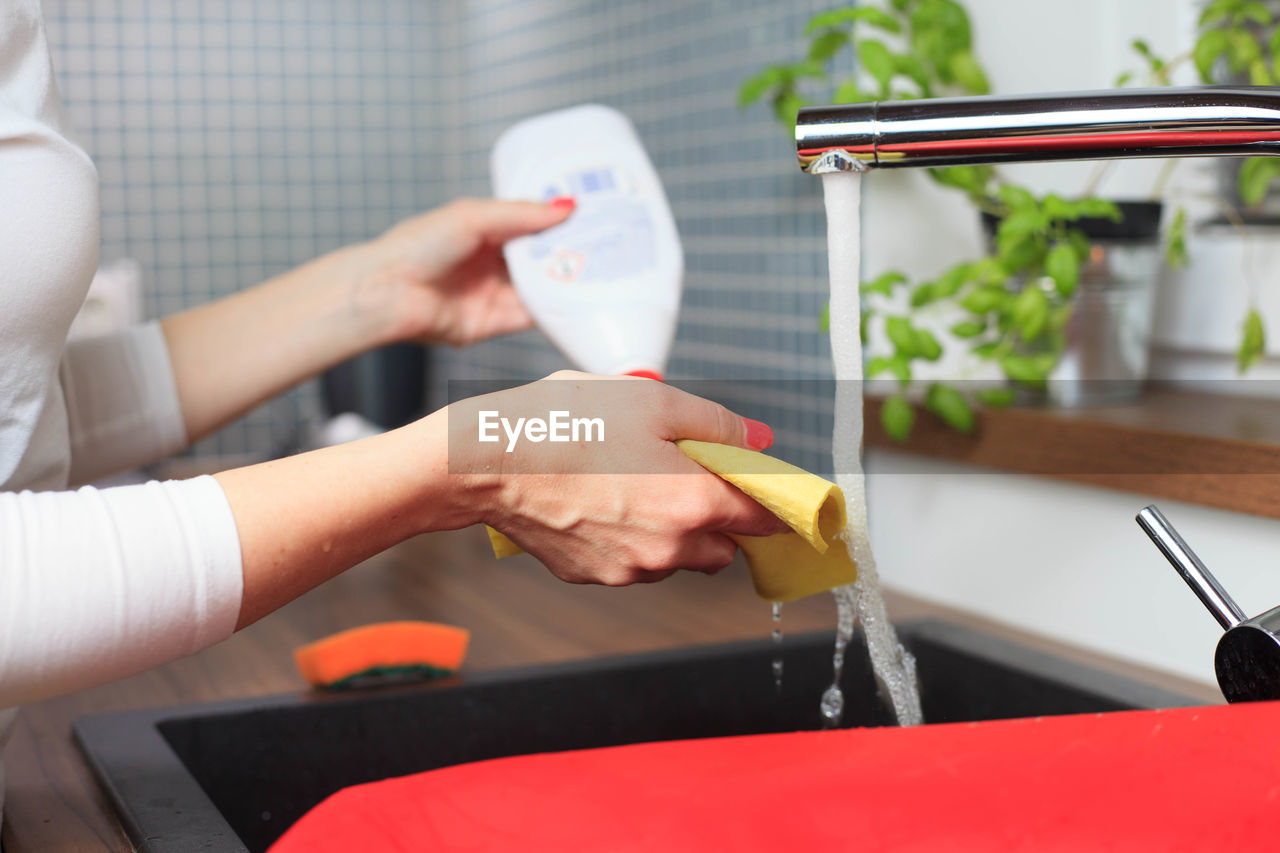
[526,165,656,284]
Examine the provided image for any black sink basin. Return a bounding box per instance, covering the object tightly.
[74,620,1198,853]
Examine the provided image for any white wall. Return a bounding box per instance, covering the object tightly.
[863,0,1280,688]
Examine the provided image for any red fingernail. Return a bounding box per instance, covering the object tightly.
[549,196,576,211]
[742,418,773,451]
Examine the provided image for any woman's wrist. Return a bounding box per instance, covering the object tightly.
[324,240,413,350]
[408,405,505,533]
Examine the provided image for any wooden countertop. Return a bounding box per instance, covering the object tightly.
[865,388,1280,519]
[0,527,1219,852]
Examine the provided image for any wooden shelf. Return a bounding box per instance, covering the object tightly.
[864,388,1280,520]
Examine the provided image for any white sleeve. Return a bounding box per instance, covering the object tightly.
[60,322,188,486]
[0,475,243,707]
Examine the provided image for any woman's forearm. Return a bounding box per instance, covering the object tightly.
[214,408,487,629]
[160,243,399,443]
[158,198,572,445]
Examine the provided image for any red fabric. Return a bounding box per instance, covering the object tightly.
[271,701,1280,852]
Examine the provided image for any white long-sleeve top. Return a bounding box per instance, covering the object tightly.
[0,0,244,822]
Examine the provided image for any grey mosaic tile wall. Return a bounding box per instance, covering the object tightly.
[44,0,443,459]
[44,0,845,472]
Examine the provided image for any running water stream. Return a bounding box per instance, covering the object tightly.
[819,171,923,727]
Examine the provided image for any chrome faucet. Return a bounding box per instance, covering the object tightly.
[795,87,1280,174]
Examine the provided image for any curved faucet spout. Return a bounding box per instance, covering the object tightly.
[796,87,1280,174]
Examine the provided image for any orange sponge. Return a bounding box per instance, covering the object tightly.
[293,621,470,690]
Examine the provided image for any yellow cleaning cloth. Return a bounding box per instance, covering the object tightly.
[484,440,857,602]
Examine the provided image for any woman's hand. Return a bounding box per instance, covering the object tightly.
[447,372,782,586]
[161,196,572,443]
[364,197,575,347]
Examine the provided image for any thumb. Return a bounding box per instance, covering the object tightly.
[657,386,774,451]
[466,197,576,244]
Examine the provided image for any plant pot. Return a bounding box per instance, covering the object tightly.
[982,201,1164,407]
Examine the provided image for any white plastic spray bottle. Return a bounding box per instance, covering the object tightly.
[491,105,682,380]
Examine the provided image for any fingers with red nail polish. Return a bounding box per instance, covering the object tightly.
[742,418,774,451]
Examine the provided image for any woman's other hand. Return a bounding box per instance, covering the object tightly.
[364,197,574,347]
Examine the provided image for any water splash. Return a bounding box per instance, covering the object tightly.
[771,601,784,693]
[820,584,859,727]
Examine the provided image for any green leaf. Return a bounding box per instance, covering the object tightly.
[1165,207,1188,269]
[833,79,872,103]
[910,0,972,65]
[1048,303,1075,334]
[1239,157,1278,207]
[866,355,894,377]
[1114,71,1134,88]
[970,341,1000,359]
[948,50,989,94]
[1045,242,1081,297]
[819,301,830,333]
[1001,353,1051,388]
[1011,286,1050,340]
[1042,194,1075,222]
[885,315,920,357]
[934,263,969,297]
[1067,228,1092,261]
[804,7,856,33]
[773,91,810,131]
[793,60,827,79]
[860,311,869,344]
[960,287,1004,315]
[1239,308,1266,373]
[925,383,975,433]
[1240,1,1273,26]
[1074,198,1123,221]
[910,283,938,307]
[1228,30,1262,73]
[998,185,1037,212]
[1250,57,1273,86]
[893,53,932,94]
[859,7,904,32]
[806,6,902,34]
[1199,0,1243,27]
[971,257,1008,286]
[929,165,994,197]
[997,231,1043,272]
[1194,29,1231,82]
[858,39,896,93]
[880,394,915,441]
[916,329,943,361]
[950,319,987,338]
[809,30,850,62]
[863,270,908,296]
[737,67,781,109]
[975,387,1016,407]
[887,354,912,384]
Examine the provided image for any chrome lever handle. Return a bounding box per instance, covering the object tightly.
[1136,505,1246,631]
